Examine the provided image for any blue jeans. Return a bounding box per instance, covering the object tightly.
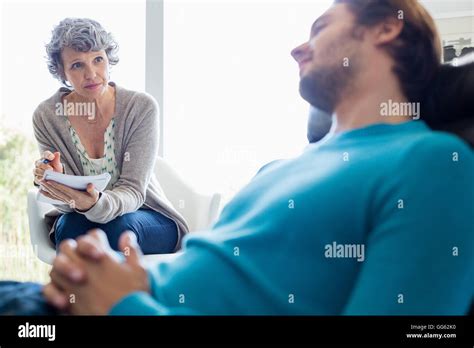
[0,281,58,315]
[55,208,178,254]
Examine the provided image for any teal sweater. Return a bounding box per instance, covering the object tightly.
[110,121,474,315]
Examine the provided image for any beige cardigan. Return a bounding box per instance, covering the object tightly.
[32,82,189,251]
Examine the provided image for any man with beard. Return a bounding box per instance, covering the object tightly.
[6,0,473,315]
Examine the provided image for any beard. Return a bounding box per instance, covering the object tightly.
[299,28,361,114]
[299,62,354,114]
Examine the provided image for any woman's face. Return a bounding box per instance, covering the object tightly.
[61,47,110,99]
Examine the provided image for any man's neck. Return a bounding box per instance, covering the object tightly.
[332,71,413,133]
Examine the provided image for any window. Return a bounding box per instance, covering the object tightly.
[163,0,332,202]
[1,0,146,137]
[0,0,145,281]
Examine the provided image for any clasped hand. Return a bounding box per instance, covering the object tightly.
[43,229,150,315]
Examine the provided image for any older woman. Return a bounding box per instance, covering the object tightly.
[32,18,189,254]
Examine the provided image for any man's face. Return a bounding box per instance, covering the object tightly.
[291,3,364,113]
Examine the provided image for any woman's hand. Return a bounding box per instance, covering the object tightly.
[41,181,100,211]
[33,151,63,185]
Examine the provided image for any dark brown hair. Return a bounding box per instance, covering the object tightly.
[422,62,474,147]
[335,0,442,103]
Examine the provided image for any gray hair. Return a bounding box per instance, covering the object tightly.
[46,18,119,86]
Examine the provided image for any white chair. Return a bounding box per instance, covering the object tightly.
[27,157,222,265]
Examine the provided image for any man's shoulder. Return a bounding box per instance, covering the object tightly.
[394,128,474,184]
[406,129,473,160]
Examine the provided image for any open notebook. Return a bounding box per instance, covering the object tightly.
[37,170,111,205]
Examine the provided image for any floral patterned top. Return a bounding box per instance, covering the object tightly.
[67,118,120,190]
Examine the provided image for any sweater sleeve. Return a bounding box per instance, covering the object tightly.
[107,248,230,315]
[32,106,74,214]
[343,135,474,315]
[82,95,160,223]
[108,235,286,315]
